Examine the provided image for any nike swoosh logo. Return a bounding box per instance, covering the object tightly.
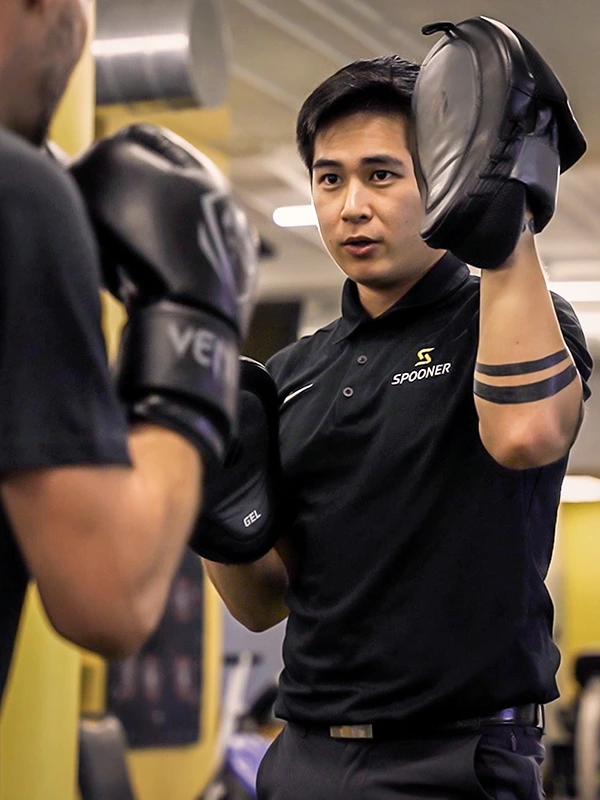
[282,384,314,406]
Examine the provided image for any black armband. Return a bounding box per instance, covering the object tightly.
[475,349,569,377]
[474,364,578,404]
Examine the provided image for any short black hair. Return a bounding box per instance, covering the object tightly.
[296,55,420,172]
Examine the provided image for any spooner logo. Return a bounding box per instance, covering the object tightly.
[391,348,452,386]
[415,347,435,367]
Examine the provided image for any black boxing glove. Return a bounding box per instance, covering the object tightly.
[70,124,258,466]
[189,358,282,564]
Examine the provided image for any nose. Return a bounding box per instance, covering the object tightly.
[341,178,372,224]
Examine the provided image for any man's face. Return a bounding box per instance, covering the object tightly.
[30,0,90,144]
[311,111,440,293]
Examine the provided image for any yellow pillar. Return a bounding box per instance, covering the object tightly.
[554,482,600,705]
[0,6,96,799]
[0,590,82,800]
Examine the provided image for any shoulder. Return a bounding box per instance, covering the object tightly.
[549,290,578,318]
[549,290,587,342]
[454,268,480,299]
[0,128,86,219]
[267,318,340,384]
[0,130,100,284]
[549,290,593,381]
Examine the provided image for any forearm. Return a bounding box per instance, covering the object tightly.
[119,424,203,633]
[203,548,290,632]
[476,228,583,469]
[4,424,203,658]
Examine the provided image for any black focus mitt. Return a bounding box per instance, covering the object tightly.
[411,16,587,269]
[189,357,282,564]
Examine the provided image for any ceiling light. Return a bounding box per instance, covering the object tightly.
[92,34,189,58]
[273,205,318,228]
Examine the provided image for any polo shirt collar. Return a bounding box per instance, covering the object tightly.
[334,252,470,343]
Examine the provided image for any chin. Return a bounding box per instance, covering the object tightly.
[341,262,401,289]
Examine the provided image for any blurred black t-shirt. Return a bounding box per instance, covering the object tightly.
[0,127,130,704]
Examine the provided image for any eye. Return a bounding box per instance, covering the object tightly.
[319,173,341,186]
[372,170,394,181]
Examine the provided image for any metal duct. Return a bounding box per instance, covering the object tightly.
[93,0,230,108]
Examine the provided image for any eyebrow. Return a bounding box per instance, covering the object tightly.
[312,158,343,171]
[312,155,407,171]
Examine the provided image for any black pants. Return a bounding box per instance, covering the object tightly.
[256,722,545,800]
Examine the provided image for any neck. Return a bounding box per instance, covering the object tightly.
[357,254,445,318]
[0,58,30,140]
[0,17,18,129]
[0,56,12,125]
[0,19,41,144]
[0,96,18,135]
[357,280,420,318]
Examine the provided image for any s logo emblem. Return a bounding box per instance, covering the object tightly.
[415,348,435,367]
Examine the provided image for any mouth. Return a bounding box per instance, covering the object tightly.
[342,237,381,257]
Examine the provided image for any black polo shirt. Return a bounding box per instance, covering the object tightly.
[0,127,131,705]
[267,252,592,726]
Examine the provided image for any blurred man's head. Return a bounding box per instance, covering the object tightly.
[0,0,90,144]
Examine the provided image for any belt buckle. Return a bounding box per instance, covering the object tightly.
[329,724,373,739]
[495,707,519,723]
[538,704,546,733]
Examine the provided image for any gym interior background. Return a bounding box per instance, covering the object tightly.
[1,1,600,798]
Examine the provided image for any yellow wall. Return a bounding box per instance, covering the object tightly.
[95,104,231,174]
[0,590,82,800]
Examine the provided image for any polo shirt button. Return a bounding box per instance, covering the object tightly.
[343,387,354,398]
[357,355,368,364]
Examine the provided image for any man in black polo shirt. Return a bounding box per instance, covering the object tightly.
[0,0,254,710]
[204,56,592,799]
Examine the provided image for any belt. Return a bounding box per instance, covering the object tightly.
[299,704,544,740]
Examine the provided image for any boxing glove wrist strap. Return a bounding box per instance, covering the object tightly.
[117,300,240,462]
